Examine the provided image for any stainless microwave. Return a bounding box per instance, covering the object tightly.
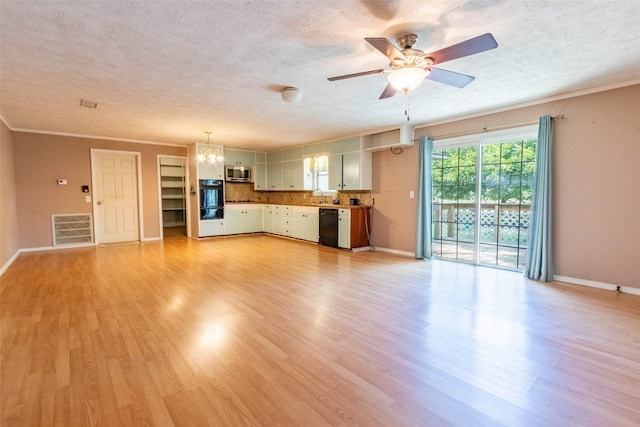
[225,165,253,182]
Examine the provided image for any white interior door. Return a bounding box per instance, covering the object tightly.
[93,151,140,244]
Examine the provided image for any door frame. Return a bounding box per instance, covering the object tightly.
[431,125,537,268]
[156,154,191,239]
[90,149,144,244]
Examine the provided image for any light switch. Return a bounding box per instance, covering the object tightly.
[57,179,68,185]
[410,191,415,199]
[85,196,91,203]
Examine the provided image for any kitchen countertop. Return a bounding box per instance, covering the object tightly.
[225,201,371,209]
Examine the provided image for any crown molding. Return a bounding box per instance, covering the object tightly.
[4,125,187,148]
[414,78,640,130]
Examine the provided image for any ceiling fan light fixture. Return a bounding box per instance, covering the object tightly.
[281,87,302,103]
[388,68,429,92]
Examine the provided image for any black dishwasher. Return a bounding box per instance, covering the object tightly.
[319,208,339,247]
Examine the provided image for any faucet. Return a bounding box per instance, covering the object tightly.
[312,188,326,204]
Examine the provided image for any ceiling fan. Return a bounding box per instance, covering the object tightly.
[328,33,498,99]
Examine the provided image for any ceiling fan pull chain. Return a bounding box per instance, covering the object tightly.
[404,89,410,122]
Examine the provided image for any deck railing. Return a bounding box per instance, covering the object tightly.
[432,202,531,247]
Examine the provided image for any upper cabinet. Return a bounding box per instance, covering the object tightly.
[328,137,372,191]
[282,147,304,162]
[282,159,304,190]
[329,136,361,154]
[230,136,372,192]
[195,143,224,179]
[267,162,283,191]
[267,151,282,164]
[254,163,266,190]
[224,148,256,166]
[265,148,304,191]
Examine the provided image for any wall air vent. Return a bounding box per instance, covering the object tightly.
[52,214,93,246]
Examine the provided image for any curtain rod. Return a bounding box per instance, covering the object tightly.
[429,114,565,141]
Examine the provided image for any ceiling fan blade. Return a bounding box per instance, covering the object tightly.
[379,83,397,99]
[365,37,406,61]
[426,67,475,88]
[425,33,498,65]
[327,69,385,81]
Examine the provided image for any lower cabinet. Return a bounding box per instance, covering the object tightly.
[263,205,274,233]
[225,205,263,234]
[293,206,319,242]
[219,204,350,249]
[200,219,225,237]
[338,207,371,249]
[282,205,294,237]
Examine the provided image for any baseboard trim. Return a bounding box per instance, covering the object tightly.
[553,275,640,296]
[20,242,96,253]
[371,246,415,257]
[0,250,21,276]
[141,237,162,242]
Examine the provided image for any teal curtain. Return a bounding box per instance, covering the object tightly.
[525,115,553,281]
[416,137,433,259]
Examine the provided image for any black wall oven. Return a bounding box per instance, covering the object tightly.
[199,179,224,219]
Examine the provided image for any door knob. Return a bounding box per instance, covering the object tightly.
[97,201,102,205]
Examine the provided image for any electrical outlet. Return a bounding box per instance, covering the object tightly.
[85,196,91,203]
[410,191,415,199]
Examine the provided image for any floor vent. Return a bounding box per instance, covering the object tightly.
[52,214,93,246]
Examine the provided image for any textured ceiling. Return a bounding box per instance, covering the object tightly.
[1,0,640,150]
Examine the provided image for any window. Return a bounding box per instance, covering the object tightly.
[431,126,537,271]
[304,155,329,191]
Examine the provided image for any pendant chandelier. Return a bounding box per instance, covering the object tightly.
[196,131,224,163]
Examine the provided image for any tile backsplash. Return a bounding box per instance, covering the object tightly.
[225,182,372,205]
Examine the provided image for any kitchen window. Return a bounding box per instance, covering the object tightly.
[304,155,329,191]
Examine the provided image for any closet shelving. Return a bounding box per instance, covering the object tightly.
[160,158,186,227]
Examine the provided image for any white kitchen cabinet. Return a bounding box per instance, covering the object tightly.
[282,205,294,237]
[263,205,274,233]
[196,143,225,180]
[272,206,283,235]
[338,207,371,249]
[264,204,283,234]
[282,159,304,190]
[293,206,319,242]
[225,204,263,234]
[329,150,372,191]
[267,151,282,163]
[199,219,225,237]
[304,142,329,156]
[329,136,361,154]
[254,163,266,190]
[266,162,283,191]
[338,209,350,248]
[224,149,256,166]
[282,146,304,161]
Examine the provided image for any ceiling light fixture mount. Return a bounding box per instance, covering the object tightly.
[196,131,224,163]
[281,87,302,103]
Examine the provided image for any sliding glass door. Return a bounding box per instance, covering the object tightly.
[431,135,536,271]
[432,146,478,262]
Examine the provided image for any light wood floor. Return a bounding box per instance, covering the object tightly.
[2,235,640,426]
